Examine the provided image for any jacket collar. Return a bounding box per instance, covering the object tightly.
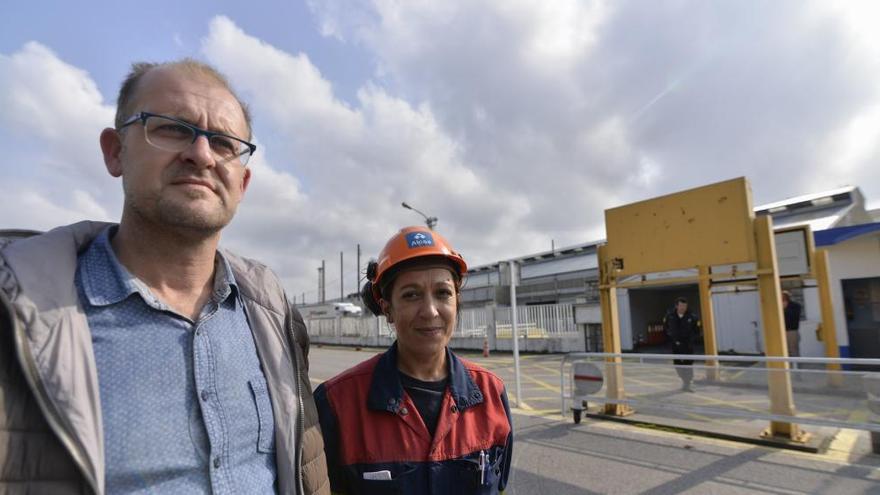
[79,225,239,311]
[367,342,484,413]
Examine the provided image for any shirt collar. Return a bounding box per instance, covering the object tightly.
[80,225,238,309]
[367,341,484,413]
[212,251,238,303]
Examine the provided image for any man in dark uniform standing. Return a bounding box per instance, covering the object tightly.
[782,290,803,379]
[664,297,701,392]
[782,290,802,357]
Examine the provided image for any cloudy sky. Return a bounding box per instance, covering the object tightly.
[2,1,879,302]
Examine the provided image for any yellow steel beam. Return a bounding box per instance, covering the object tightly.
[607,269,771,290]
[598,244,632,416]
[754,215,805,441]
[605,177,756,276]
[814,248,842,386]
[698,265,720,381]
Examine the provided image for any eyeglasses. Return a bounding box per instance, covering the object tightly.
[119,112,256,166]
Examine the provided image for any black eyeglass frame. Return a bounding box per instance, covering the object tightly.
[119,111,257,164]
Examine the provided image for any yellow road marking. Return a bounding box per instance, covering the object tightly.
[824,428,860,462]
[519,371,562,394]
[846,409,869,423]
[626,376,680,388]
[691,393,765,414]
[683,412,715,421]
[725,369,747,381]
[532,362,565,375]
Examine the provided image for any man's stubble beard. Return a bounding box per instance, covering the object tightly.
[124,186,236,235]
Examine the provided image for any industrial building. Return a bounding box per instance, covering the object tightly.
[458,185,880,358]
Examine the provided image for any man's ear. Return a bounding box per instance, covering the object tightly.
[100,128,124,177]
[240,167,252,194]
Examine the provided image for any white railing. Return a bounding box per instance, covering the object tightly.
[306,315,394,341]
[496,303,577,338]
[454,307,491,338]
[305,302,583,350]
[559,352,880,434]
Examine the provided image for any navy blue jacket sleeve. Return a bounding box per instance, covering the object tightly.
[498,386,514,492]
[313,383,346,494]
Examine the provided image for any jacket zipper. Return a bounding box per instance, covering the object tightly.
[2,291,100,494]
[289,313,306,495]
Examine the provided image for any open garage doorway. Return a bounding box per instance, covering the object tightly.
[623,284,702,353]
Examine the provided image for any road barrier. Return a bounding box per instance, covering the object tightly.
[560,352,880,443]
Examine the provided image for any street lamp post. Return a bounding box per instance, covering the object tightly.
[401,202,438,230]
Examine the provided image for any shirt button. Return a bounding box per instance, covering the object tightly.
[213,457,221,469]
[400,407,408,416]
[201,390,209,402]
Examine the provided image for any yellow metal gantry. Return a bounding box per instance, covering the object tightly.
[754,216,805,441]
[698,265,720,381]
[598,244,633,416]
[596,177,841,442]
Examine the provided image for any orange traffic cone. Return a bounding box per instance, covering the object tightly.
[482,338,490,358]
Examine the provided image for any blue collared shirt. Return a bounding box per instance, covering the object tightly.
[76,226,277,494]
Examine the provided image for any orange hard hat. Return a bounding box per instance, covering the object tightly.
[361,226,467,315]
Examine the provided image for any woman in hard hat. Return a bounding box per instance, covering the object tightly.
[314,226,513,494]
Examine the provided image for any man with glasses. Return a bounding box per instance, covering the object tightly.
[0,60,329,494]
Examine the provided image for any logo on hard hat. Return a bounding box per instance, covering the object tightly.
[406,231,434,248]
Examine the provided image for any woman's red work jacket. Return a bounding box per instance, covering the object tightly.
[314,343,513,494]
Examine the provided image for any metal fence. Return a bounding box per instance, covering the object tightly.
[306,302,582,350]
[454,307,491,338]
[560,352,880,435]
[496,303,577,338]
[306,315,394,343]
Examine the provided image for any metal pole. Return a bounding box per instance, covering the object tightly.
[340,251,344,300]
[402,202,438,230]
[357,244,362,289]
[321,260,326,303]
[317,266,323,304]
[755,215,803,441]
[509,260,522,408]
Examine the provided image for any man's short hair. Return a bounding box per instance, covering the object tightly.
[114,58,252,139]
[675,297,688,305]
[781,290,792,301]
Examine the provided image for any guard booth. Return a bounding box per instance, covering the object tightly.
[597,177,840,441]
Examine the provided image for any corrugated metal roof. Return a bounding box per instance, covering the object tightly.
[755,185,856,211]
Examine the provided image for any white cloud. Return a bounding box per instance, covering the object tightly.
[201,16,528,299]
[0,186,111,230]
[308,0,880,230]
[5,3,880,301]
[0,42,120,230]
